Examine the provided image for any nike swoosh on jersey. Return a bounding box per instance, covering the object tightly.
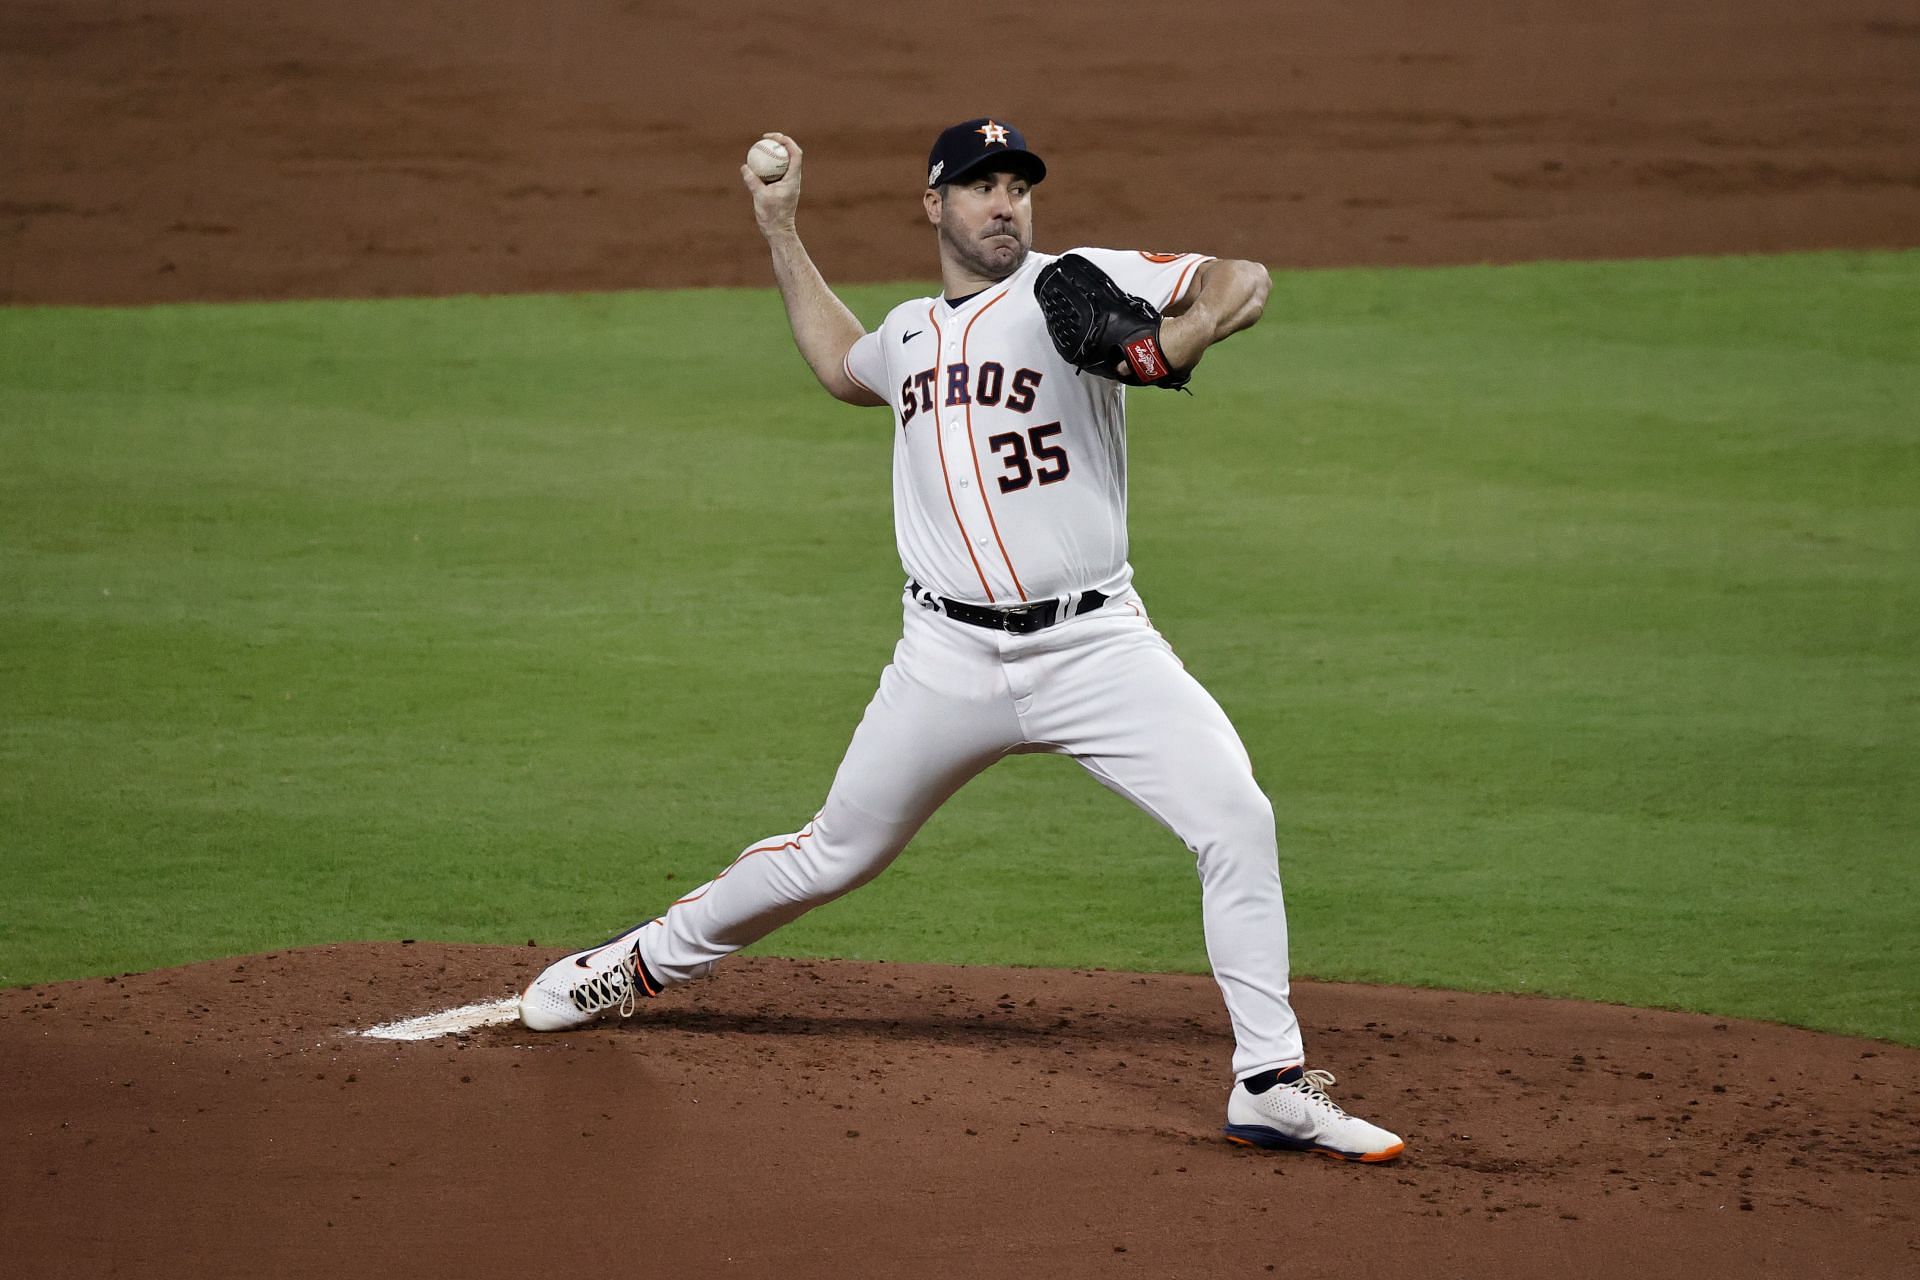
[902,329,923,344]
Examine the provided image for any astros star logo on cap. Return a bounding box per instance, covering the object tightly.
[976,120,1010,146]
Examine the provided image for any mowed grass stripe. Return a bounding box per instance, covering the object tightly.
[2,251,1915,1043]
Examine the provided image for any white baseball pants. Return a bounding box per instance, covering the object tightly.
[635,589,1305,1079]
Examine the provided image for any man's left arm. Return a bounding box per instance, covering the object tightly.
[1158,260,1272,373]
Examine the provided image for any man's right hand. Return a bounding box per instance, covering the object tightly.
[741,132,804,239]
[741,133,885,407]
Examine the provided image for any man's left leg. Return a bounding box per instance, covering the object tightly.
[1022,602,1404,1161]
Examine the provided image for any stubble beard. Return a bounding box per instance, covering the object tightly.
[940,209,1029,282]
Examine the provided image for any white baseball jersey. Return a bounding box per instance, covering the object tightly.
[843,248,1213,606]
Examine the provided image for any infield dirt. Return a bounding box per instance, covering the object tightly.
[3,1,1917,1276]
[4,947,1917,1278]
[3,0,1917,305]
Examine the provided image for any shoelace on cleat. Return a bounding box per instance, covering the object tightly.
[1291,1068,1347,1115]
[568,948,640,1018]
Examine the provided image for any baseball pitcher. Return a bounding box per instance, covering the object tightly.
[520,119,1405,1162]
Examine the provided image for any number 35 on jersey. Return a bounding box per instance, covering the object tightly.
[841,246,1211,605]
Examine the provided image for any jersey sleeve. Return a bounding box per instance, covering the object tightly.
[843,326,887,400]
[1067,248,1216,313]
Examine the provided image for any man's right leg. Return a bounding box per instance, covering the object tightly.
[521,605,1018,1029]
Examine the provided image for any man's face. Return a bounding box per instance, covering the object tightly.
[928,169,1035,280]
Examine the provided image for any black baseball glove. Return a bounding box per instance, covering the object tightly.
[1035,253,1190,390]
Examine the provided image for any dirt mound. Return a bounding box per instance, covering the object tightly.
[3,0,1917,305]
[2,944,1913,1278]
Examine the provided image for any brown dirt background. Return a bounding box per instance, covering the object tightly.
[3,1,1918,1276]
[3,0,1918,305]
[3,949,1917,1278]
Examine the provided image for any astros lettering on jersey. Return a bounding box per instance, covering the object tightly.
[844,249,1210,606]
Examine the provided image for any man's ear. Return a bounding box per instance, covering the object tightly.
[922,187,942,226]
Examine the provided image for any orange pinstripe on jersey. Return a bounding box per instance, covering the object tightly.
[1167,255,1206,309]
[842,351,879,398]
[959,287,1028,603]
[925,303,997,602]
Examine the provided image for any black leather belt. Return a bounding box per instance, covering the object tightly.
[909,581,1108,635]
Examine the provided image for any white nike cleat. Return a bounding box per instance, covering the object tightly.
[1223,1068,1406,1162]
[518,922,658,1032]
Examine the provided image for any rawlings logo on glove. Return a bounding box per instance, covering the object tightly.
[1035,253,1191,390]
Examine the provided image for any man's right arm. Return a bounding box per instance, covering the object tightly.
[742,133,886,407]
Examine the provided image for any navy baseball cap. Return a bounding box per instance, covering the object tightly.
[926,118,1046,189]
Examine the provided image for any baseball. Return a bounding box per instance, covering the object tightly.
[747,138,790,182]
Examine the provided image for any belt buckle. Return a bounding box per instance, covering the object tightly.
[999,600,1053,634]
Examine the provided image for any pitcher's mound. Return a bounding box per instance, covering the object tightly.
[1,944,1914,1278]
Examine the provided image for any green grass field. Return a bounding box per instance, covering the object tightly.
[3,251,1915,1044]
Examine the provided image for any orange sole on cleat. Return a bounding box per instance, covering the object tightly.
[1225,1134,1406,1163]
[1347,1142,1406,1163]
